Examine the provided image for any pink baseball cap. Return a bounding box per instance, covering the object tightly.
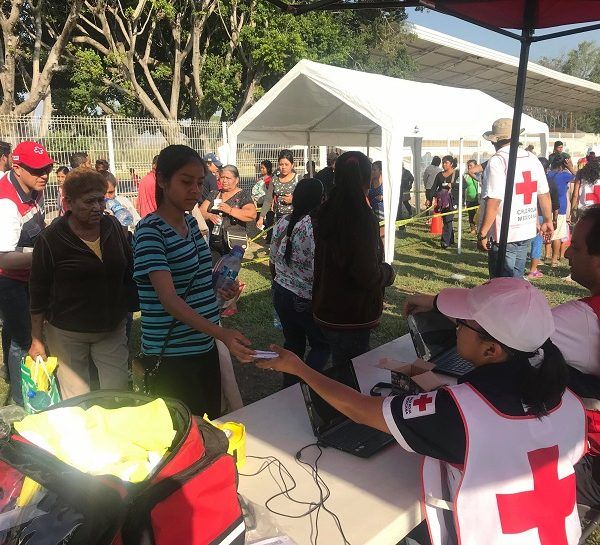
[436,278,554,353]
[12,141,54,169]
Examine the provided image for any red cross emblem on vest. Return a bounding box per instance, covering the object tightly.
[516,171,537,205]
[496,445,575,545]
[586,185,600,205]
[412,394,434,412]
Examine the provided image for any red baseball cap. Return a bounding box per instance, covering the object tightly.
[11,141,54,169]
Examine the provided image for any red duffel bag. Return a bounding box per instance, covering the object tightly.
[0,391,245,545]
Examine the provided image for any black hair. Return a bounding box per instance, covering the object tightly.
[0,141,11,157]
[56,166,70,176]
[315,151,373,265]
[579,204,600,256]
[580,157,600,184]
[260,159,273,175]
[517,340,568,417]
[155,145,205,206]
[554,140,563,149]
[98,170,118,187]
[442,155,457,169]
[95,158,109,170]
[550,153,567,171]
[283,178,323,265]
[372,160,382,171]
[70,152,89,169]
[466,159,477,167]
[431,156,441,167]
[152,155,159,165]
[278,149,294,165]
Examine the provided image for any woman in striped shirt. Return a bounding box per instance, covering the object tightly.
[133,145,254,416]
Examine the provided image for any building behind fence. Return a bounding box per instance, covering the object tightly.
[1,115,598,216]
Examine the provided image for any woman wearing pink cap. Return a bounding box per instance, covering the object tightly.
[251,278,586,545]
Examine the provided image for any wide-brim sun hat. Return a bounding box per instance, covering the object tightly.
[482,118,525,143]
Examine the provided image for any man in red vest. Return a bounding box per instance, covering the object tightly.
[0,141,53,405]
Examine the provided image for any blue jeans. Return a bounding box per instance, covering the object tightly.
[272,282,330,387]
[0,277,30,404]
[321,328,371,369]
[488,238,533,279]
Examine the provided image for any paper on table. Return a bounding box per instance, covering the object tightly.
[248,537,298,545]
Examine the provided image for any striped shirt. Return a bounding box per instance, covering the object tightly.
[133,213,219,356]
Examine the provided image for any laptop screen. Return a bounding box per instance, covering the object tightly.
[301,364,361,437]
[407,310,458,361]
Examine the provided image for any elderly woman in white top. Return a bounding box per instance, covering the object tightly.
[269,178,329,387]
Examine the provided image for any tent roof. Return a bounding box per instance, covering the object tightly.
[407,25,600,113]
[229,59,548,146]
[264,0,600,31]
[428,0,600,30]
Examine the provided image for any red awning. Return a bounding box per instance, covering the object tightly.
[432,0,600,30]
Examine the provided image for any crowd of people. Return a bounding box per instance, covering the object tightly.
[0,124,599,544]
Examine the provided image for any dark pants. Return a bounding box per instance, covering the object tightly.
[576,454,600,509]
[441,215,454,248]
[488,238,532,279]
[321,328,371,368]
[264,211,276,244]
[466,200,478,226]
[0,277,30,405]
[147,344,221,418]
[273,283,330,387]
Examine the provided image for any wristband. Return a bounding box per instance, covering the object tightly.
[477,232,488,241]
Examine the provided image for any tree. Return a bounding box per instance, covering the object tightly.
[57,0,415,122]
[0,0,84,115]
[537,41,600,132]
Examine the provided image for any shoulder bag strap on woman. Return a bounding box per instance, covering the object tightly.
[143,229,203,387]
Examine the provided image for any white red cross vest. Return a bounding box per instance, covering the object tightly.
[422,382,586,545]
[579,179,600,208]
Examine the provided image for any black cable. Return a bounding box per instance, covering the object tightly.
[240,445,352,545]
[295,443,352,545]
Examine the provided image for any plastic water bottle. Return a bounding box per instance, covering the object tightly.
[213,246,244,307]
[27,390,52,412]
[212,215,223,236]
[106,198,133,226]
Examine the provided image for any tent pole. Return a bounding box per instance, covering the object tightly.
[494,11,535,277]
[306,132,313,176]
[413,138,422,214]
[457,137,464,255]
[366,133,371,158]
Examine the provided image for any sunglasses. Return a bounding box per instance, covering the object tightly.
[20,164,53,176]
[455,318,489,337]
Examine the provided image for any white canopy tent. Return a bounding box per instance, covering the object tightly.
[227,59,549,262]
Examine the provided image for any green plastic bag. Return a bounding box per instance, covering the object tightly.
[21,356,61,414]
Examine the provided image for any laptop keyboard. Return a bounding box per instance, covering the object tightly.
[435,351,474,376]
[323,421,392,455]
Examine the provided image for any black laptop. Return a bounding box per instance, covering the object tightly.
[300,363,394,458]
[407,310,475,377]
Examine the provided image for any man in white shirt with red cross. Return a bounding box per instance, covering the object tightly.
[477,118,554,278]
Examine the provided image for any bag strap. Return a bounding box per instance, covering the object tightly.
[155,219,204,364]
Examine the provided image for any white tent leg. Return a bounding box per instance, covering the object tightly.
[413,138,423,213]
[457,137,464,255]
[383,130,404,263]
[319,146,327,170]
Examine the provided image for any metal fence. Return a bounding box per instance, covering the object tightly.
[3,115,592,216]
[0,115,329,214]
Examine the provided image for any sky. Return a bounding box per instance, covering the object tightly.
[407,8,598,61]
